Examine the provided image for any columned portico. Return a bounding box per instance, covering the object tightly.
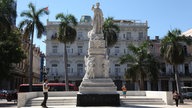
[168,79,173,91]
[158,80,162,91]
[147,81,151,90]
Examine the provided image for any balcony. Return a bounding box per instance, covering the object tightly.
[46,53,63,57]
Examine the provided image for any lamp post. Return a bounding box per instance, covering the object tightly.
[43,67,49,80]
[54,72,60,83]
[40,53,45,82]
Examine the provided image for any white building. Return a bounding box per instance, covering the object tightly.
[45,15,148,90]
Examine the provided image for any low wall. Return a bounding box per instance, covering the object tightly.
[117,91,146,96]
[17,91,173,107]
[146,91,173,105]
[17,91,78,107]
[37,91,78,97]
[17,92,38,108]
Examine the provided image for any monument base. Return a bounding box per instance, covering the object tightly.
[76,93,120,106]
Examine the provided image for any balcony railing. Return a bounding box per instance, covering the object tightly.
[46,53,63,57]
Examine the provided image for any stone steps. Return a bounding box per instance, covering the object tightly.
[121,97,166,105]
[25,96,166,107]
[25,97,76,107]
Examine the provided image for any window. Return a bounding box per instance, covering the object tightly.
[67,64,73,74]
[123,34,125,39]
[77,32,83,40]
[184,46,187,56]
[161,63,166,75]
[67,46,73,54]
[138,32,143,40]
[77,64,83,76]
[126,32,131,40]
[115,64,120,75]
[52,46,58,53]
[115,46,119,55]
[185,64,189,75]
[51,64,58,74]
[78,46,83,55]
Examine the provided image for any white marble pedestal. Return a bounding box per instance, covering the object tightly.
[77,78,120,106]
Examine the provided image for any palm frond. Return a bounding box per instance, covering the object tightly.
[20,11,33,19]
[119,54,136,64]
[36,20,45,38]
[36,8,49,17]
[66,14,78,26]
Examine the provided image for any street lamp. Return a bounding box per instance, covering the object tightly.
[54,75,60,83]
[43,67,49,80]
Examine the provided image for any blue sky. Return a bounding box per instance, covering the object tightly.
[16,0,192,53]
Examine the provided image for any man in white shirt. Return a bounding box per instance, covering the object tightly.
[41,79,49,108]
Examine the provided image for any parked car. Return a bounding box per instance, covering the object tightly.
[186,92,192,100]
[0,90,8,99]
[6,90,17,102]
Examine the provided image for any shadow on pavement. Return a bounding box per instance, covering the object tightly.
[0,101,17,107]
[122,105,162,108]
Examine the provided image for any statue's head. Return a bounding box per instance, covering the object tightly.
[96,2,100,8]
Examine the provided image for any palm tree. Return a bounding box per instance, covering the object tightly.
[103,17,120,48]
[0,0,17,32]
[160,29,192,103]
[18,3,49,92]
[55,13,77,91]
[119,41,160,90]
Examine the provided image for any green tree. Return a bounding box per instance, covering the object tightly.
[160,29,192,103]
[0,0,16,32]
[0,28,26,80]
[103,17,120,48]
[55,13,77,91]
[119,41,160,90]
[18,3,49,91]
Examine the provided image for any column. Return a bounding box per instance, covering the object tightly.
[158,80,161,91]
[180,81,184,87]
[168,80,173,91]
[134,82,139,90]
[147,81,151,90]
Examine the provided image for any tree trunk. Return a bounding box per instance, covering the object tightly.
[174,65,184,103]
[140,74,145,90]
[29,27,34,92]
[139,70,145,90]
[64,43,69,91]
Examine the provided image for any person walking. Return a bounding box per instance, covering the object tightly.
[173,90,180,107]
[41,79,49,108]
[121,85,127,98]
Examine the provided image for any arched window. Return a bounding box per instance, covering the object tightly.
[183,45,187,56]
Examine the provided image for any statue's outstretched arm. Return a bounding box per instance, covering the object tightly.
[92,5,95,10]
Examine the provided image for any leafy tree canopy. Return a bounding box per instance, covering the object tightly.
[0,29,26,79]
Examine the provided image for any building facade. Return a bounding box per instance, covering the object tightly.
[46,15,149,90]
[46,15,192,91]
[149,35,192,91]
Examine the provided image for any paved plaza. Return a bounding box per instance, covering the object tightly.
[1,97,192,108]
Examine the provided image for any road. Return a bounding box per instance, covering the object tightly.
[0,99,17,108]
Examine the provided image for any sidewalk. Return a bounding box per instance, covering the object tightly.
[21,102,192,108]
[20,96,192,108]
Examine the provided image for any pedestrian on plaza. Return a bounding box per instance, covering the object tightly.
[41,78,49,108]
[173,90,180,107]
[121,84,127,98]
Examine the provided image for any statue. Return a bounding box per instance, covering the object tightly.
[91,2,104,34]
